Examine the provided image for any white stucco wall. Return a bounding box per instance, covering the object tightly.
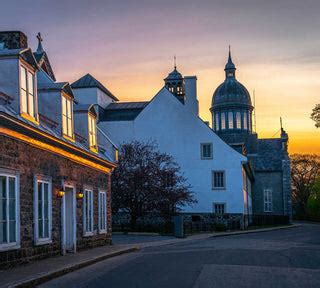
[101,83,248,214]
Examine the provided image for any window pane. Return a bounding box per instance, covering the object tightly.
[62,97,66,116]
[62,115,67,135]
[44,219,49,238]
[0,222,7,244]
[215,114,219,131]
[21,89,27,113]
[9,177,15,199]
[28,94,34,117]
[20,66,27,90]
[67,118,72,136]
[67,99,71,117]
[9,199,15,220]
[27,71,34,96]
[9,221,16,242]
[221,113,226,130]
[228,112,233,129]
[39,219,43,238]
[0,197,6,222]
[0,176,6,198]
[243,112,248,129]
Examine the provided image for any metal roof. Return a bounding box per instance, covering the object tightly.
[106,101,149,110]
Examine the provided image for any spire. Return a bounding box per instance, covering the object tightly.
[36,32,44,54]
[225,45,236,78]
[174,55,177,70]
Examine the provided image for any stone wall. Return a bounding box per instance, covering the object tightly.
[0,135,112,268]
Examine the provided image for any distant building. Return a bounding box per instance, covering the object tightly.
[211,48,292,220]
[0,31,117,267]
[73,68,253,221]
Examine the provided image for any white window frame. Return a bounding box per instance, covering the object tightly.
[264,189,273,212]
[212,171,226,189]
[20,64,37,120]
[83,189,94,236]
[98,191,107,234]
[213,203,226,214]
[61,95,74,139]
[201,143,213,160]
[0,173,20,251]
[34,176,52,245]
[88,113,97,151]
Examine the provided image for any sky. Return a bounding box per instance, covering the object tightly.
[1,0,319,154]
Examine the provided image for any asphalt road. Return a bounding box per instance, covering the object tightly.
[39,224,320,288]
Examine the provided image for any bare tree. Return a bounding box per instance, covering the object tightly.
[311,104,320,128]
[111,141,196,228]
[291,154,320,216]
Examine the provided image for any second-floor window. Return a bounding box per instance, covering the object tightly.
[201,143,213,159]
[212,171,225,189]
[62,96,73,138]
[20,66,36,119]
[88,114,97,150]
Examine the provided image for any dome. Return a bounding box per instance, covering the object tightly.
[212,78,252,108]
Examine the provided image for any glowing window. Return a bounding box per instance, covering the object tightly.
[243,112,248,130]
[20,66,36,118]
[236,112,241,129]
[215,114,219,131]
[228,112,233,129]
[88,114,97,151]
[221,113,226,130]
[62,96,73,138]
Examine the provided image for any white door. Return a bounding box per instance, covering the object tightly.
[65,187,75,252]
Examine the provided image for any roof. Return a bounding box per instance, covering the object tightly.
[250,138,285,171]
[164,67,183,81]
[38,82,74,98]
[102,101,149,121]
[74,103,97,117]
[71,74,119,101]
[0,48,39,70]
[33,51,56,81]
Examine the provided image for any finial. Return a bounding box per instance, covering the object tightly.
[36,32,44,54]
[280,117,283,130]
[228,45,232,63]
[174,55,177,70]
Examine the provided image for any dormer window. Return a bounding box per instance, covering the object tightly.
[20,65,37,121]
[61,95,73,139]
[88,113,97,152]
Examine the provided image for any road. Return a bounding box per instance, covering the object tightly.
[39,224,320,288]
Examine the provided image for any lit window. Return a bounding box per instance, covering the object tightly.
[221,113,226,130]
[88,114,97,151]
[34,179,52,244]
[98,191,107,233]
[20,66,36,119]
[248,113,251,131]
[201,143,213,159]
[264,189,273,212]
[212,171,225,189]
[213,203,226,214]
[0,174,19,249]
[83,189,93,235]
[215,114,219,131]
[243,112,248,130]
[236,112,241,129]
[228,112,233,129]
[62,95,73,138]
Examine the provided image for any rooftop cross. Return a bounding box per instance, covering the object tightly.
[36,32,44,54]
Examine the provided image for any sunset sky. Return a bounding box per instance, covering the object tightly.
[1,0,319,154]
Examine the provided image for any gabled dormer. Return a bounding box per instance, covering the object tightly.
[0,31,40,124]
[71,74,119,111]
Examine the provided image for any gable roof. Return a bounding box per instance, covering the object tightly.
[102,101,149,121]
[33,51,56,81]
[71,73,119,101]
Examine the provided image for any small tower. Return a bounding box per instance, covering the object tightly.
[164,56,185,103]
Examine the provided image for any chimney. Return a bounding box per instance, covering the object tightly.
[184,76,198,115]
[0,31,28,50]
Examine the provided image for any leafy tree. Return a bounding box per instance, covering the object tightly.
[306,178,320,219]
[111,141,196,228]
[291,154,320,217]
[311,104,320,128]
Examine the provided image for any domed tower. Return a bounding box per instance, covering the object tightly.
[210,48,254,152]
[164,59,185,103]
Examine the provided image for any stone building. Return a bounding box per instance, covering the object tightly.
[0,31,117,267]
[211,48,292,220]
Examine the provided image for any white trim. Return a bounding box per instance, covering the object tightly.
[0,172,20,251]
[33,176,52,246]
[83,189,94,236]
[98,190,107,234]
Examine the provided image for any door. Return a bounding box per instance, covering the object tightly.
[65,187,75,252]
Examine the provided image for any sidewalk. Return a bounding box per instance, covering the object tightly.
[0,224,299,288]
[0,245,138,288]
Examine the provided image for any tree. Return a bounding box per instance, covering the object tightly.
[306,177,320,219]
[111,141,197,228]
[311,104,320,128]
[291,154,320,217]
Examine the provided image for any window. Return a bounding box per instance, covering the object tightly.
[221,113,226,130]
[201,143,213,159]
[248,113,251,131]
[264,189,273,212]
[236,112,241,129]
[243,112,248,130]
[213,203,226,214]
[0,174,19,250]
[88,114,97,151]
[215,114,219,131]
[20,65,36,119]
[212,171,225,189]
[62,95,73,138]
[98,191,107,233]
[83,189,93,235]
[34,179,52,244]
[228,112,233,129]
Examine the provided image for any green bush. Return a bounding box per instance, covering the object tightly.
[307,178,320,220]
[214,222,227,232]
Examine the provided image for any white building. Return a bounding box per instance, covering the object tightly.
[72,68,253,216]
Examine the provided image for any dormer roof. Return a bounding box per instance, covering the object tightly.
[71,73,119,101]
[0,48,39,70]
[38,82,74,99]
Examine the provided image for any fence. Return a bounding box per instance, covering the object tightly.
[250,215,289,226]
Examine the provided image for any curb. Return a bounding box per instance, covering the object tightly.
[10,247,139,288]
